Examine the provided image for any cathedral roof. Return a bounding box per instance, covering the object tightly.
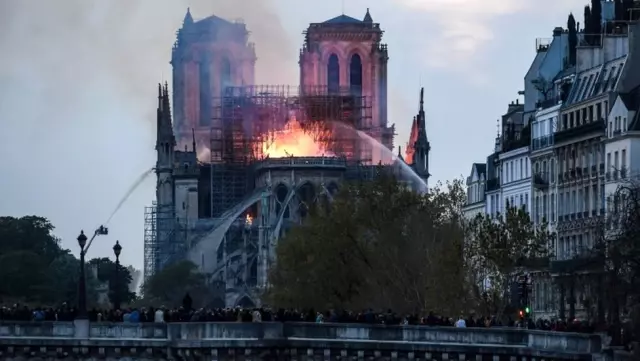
[323,14,363,24]
[194,14,235,27]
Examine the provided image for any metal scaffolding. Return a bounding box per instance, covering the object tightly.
[143,203,176,280]
[206,84,375,217]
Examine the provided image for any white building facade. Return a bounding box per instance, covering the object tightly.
[500,147,531,212]
[463,163,487,220]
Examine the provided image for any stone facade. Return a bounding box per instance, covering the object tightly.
[0,321,603,361]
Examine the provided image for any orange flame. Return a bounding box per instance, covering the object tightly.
[262,116,331,158]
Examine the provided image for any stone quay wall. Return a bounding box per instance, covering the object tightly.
[0,321,602,361]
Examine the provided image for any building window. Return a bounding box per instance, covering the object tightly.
[349,54,362,95]
[327,53,340,94]
[199,56,212,126]
[520,159,523,180]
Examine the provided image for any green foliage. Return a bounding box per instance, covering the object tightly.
[467,206,553,317]
[266,175,471,315]
[87,258,136,306]
[567,13,577,66]
[0,216,99,306]
[140,260,216,308]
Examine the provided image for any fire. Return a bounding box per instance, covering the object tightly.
[245,213,253,225]
[262,116,331,158]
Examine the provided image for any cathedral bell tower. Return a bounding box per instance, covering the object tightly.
[171,8,256,157]
[299,9,393,154]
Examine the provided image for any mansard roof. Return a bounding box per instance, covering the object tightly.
[621,85,640,131]
[565,55,627,106]
[473,163,487,177]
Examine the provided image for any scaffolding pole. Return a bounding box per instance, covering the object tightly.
[143,202,176,280]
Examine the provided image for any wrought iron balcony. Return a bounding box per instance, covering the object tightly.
[533,172,550,189]
[486,178,500,192]
[555,118,605,144]
[536,97,562,109]
[531,135,554,151]
[550,251,604,274]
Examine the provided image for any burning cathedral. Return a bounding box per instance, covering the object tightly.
[144,8,431,307]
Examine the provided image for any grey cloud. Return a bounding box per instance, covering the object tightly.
[0,0,293,267]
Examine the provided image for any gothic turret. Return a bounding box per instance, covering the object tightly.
[405,88,431,183]
[155,83,176,210]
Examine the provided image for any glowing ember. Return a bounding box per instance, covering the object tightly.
[262,116,331,158]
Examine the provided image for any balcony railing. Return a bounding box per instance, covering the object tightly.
[531,135,554,151]
[555,119,605,144]
[550,251,604,274]
[535,97,562,109]
[486,178,500,192]
[533,172,550,189]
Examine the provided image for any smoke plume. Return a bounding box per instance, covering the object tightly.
[0,0,295,266]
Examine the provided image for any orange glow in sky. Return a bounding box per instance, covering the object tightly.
[262,116,332,158]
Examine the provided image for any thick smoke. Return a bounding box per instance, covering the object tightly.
[0,0,295,267]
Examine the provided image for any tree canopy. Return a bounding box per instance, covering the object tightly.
[466,206,553,317]
[140,260,218,308]
[88,258,137,306]
[266,175,471,315]
[0,216,134,307]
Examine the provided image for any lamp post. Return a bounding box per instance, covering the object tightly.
[76,230,88,320]
[112,241,122,310]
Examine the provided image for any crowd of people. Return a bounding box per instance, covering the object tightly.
[0,302,597,333]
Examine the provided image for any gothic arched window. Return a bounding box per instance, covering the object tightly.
[199,54,211,126]
[220,57,232,96]
[349,54,362,95]
[327,54,339,94]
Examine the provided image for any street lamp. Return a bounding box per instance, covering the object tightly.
[112,241,122,310]
[76,230,88,319]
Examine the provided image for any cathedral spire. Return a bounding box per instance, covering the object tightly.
[364,8,373,22]
[192,128,196,152]
[417,87,427,140]
[156,82,176,150]
[183,7,194,27]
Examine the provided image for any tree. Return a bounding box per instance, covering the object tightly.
[584,5,592,44]
[568,13,577,66]
[88,258,137,306]
[467,206,553,319]
[595,180,640,326]
[141,260,214,308]
[266,175,471,315]
[615,0,625,21]
[623,0,636,21]
[0,216,99,306]
[591,0,602,44]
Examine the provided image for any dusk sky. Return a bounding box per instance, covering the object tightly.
[0,0,587,271]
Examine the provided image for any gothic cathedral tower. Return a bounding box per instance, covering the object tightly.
[171,9,256,157]
[299,9,394,155]
[156,83,175,212]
